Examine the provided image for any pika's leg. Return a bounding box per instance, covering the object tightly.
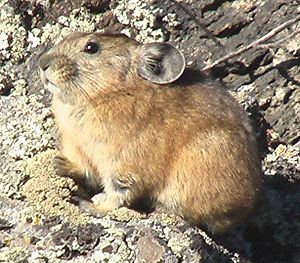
[53,155,130,217]
[53,154,103,197]
[77,176,139,217]
[76,192,127,217]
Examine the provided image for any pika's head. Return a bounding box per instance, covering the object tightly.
[38,32,185,102]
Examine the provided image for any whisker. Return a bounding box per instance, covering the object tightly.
[69,78,95,106]
[79,74,108,105]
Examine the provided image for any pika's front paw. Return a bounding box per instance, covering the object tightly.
[53,155,71,177]
[53,154,83,181]
[71,196,105,218]
[53,154,102,198]
[72,192,125,218]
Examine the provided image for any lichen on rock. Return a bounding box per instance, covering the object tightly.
[0,3,28,63]
[20,150,90,225]
[112,0,179,42]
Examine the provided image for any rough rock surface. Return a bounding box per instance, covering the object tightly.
[0,0,299,262]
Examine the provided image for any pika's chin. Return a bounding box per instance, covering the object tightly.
[45,81,61,94]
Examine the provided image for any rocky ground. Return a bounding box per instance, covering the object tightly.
[0,0,299,262]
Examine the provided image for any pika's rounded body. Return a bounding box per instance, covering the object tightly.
[39,32,262,234]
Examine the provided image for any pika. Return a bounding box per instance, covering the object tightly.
[38,32,262,234]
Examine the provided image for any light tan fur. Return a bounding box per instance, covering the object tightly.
[38,32,262,234]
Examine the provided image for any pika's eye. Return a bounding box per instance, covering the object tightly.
[84,41,100,54]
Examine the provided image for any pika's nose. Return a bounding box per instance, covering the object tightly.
[38,54,50,71]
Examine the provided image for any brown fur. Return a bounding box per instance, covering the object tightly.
[38,32,262,234]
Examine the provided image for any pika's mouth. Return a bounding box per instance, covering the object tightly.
[40,69,60,93]
[38,53,63,94]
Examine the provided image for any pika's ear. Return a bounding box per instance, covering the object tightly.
[137,43,185,84]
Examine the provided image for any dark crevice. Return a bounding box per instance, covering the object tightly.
[10,0,44,30]
[244,224,298,263]
[0,76,14,96]
[216,21,250,38]
[202,0,227,14]
[208,56,300,89]
[83,0,110,14]
[276,58,300,86]
[248,50,270,71]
